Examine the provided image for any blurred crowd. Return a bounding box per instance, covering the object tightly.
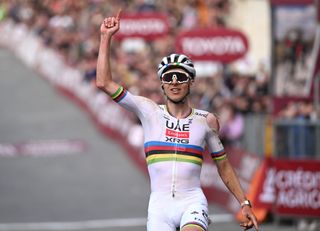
[278,100,317,121]
[1,0,317,148]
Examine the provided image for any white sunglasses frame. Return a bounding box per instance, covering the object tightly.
[161,71,191,84]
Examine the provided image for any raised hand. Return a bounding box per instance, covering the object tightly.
[100,9,121,36]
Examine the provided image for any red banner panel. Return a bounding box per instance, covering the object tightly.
[254,158,320,218]
[273,159,320,217]
[176,28,249,62]
[115,13,169,40]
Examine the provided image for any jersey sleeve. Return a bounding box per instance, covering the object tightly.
[205,124,226,162]
[111,86,158,120]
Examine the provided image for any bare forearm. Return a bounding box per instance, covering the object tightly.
[97,35,111,83]
[96,35,116,93]
[217,159,259,230]
[216,158,247,204]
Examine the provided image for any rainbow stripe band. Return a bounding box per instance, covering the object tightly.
[211,149,226,161]
[112,86,127,102]
[145,141,204,165]
[182,222,206,231]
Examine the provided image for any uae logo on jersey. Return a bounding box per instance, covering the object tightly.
[165,120,190,144]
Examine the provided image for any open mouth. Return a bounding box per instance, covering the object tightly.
[170,88,181,93]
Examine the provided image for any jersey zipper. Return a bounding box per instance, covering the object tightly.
[171,119,179,197]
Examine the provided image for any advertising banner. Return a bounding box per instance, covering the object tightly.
[175,28,249,62]
[115,13,169,40]
[254,158,320,218]
[273,159,320,217]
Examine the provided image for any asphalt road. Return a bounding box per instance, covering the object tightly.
[0,48,297,231]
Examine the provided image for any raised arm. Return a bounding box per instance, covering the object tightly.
[96,10,122,96]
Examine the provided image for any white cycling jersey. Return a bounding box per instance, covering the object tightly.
[112,86,226,195]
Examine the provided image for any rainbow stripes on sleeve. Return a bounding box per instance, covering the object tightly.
[211,149,226,161]
[111,86,127,102]
[144,141,204,166]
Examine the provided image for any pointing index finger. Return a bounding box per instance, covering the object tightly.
[250,214,259,230]
[116,9,122,21]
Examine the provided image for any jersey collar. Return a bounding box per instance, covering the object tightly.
[163,105,194,119]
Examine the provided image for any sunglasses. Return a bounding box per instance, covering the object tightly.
[161,71,190,84]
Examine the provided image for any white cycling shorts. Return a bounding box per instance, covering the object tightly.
[147,188,209,231]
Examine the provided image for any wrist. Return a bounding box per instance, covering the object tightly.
[100,33,112,41]
[240,199,252,208]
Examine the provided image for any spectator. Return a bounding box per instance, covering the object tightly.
[219,102,244,147]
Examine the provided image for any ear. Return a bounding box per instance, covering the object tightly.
[161,84,166,96]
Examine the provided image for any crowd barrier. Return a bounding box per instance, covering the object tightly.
[241,114,267,156]
[274,120,320,159]
[1,20,319,222]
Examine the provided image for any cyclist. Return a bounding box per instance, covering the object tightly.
[96,10,259,231]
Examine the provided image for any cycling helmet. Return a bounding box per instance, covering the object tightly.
[157,53,196,80]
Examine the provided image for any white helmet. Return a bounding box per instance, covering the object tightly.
[157,54,196,80]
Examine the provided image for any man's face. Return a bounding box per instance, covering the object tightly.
[161,69,193,103]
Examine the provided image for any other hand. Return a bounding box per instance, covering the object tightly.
[239,206,259,230]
